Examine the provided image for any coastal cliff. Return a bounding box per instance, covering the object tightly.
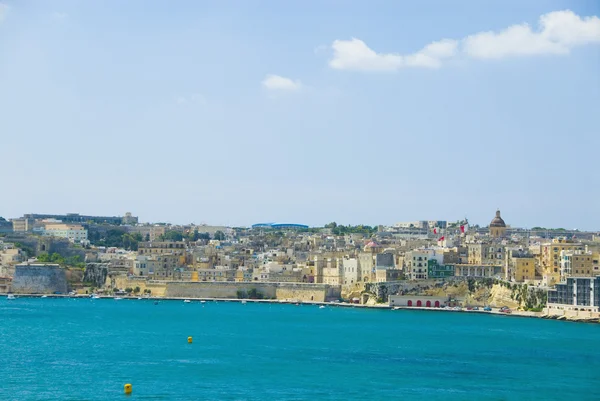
[83,263,109,288]
[363,278,547,311]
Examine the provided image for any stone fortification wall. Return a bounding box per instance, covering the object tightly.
[11,265,68,294]
[164,282,339,302]
[276,283,341,302]
[111,275,167,296]
[104,276,340,301]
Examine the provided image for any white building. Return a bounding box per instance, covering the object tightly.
[41,223,88,242]
[405,249,435,280]
[342,257,360,285]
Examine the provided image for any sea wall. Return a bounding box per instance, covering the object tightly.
[111,276,167,296]
[164,282,340,302]
[11,264,68,294]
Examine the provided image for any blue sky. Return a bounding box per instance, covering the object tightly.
[1,1,599,229]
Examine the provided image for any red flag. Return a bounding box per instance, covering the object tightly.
[438,236,444,242]
[433,228,437,234]
[460,225,465,233]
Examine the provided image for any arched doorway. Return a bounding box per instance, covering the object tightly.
[426,300,431,307]
[434,301,440,307]
[407,300,412,307]
[417,300,422,307]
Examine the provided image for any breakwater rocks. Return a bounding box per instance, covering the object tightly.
[11,264,68,294]
[541,315,600,324]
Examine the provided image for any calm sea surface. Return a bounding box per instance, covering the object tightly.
[0,297,598,400]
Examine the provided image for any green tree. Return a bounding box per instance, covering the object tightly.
[186,230,199,241]
[14,242,36,258]
[214,231,226,241]
[133,286,141,294]
[247,288,263,299]
[197,232,210,241]
[160,231,184,241]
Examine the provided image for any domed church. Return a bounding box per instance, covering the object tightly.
[489,210,507,238]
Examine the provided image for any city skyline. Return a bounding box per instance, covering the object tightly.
[1,1,599,230]
[2,208,597,232]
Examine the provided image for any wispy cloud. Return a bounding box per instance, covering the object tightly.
[329,10,600,72]
[261,74,302,91]
[0,3,10,22]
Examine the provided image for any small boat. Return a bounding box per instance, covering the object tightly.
[41,295,48,298]
[114,297,123,300]
[319,305,326,309]
[200,300,206,304]
[241,300,247,304]
[154,301,159,305]
[184,299,191,303]
[137,297,142,300]
[7,294,16,300]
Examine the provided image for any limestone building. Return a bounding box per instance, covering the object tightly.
[540,238,585,285]
[489,210,507,238]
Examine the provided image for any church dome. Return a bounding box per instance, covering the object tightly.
[490,210,506,227]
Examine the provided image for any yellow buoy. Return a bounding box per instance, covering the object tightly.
[124,383,132,395]
[188,336,193,343]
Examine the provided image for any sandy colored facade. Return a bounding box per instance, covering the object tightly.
[540,238,585,285]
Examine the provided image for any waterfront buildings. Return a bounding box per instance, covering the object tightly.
[505,249,537,282]
[467,243,505,265]
[342,257,360,285]
[559,251,595,281]
[427,259,455,279]
[547,276,600,313]
[405,250,431,280]
[541,238,585,286]
[454,264,503,278]
[4,208,600,312]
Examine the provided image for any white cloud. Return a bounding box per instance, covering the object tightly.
[262,74,302,91]
[0,3,10,22]
[329,38,456,71]
[329,38,402,71]
[463,10,600,59]
[328,10,600,71]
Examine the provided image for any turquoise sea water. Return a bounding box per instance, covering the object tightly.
[0,297,598,401]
